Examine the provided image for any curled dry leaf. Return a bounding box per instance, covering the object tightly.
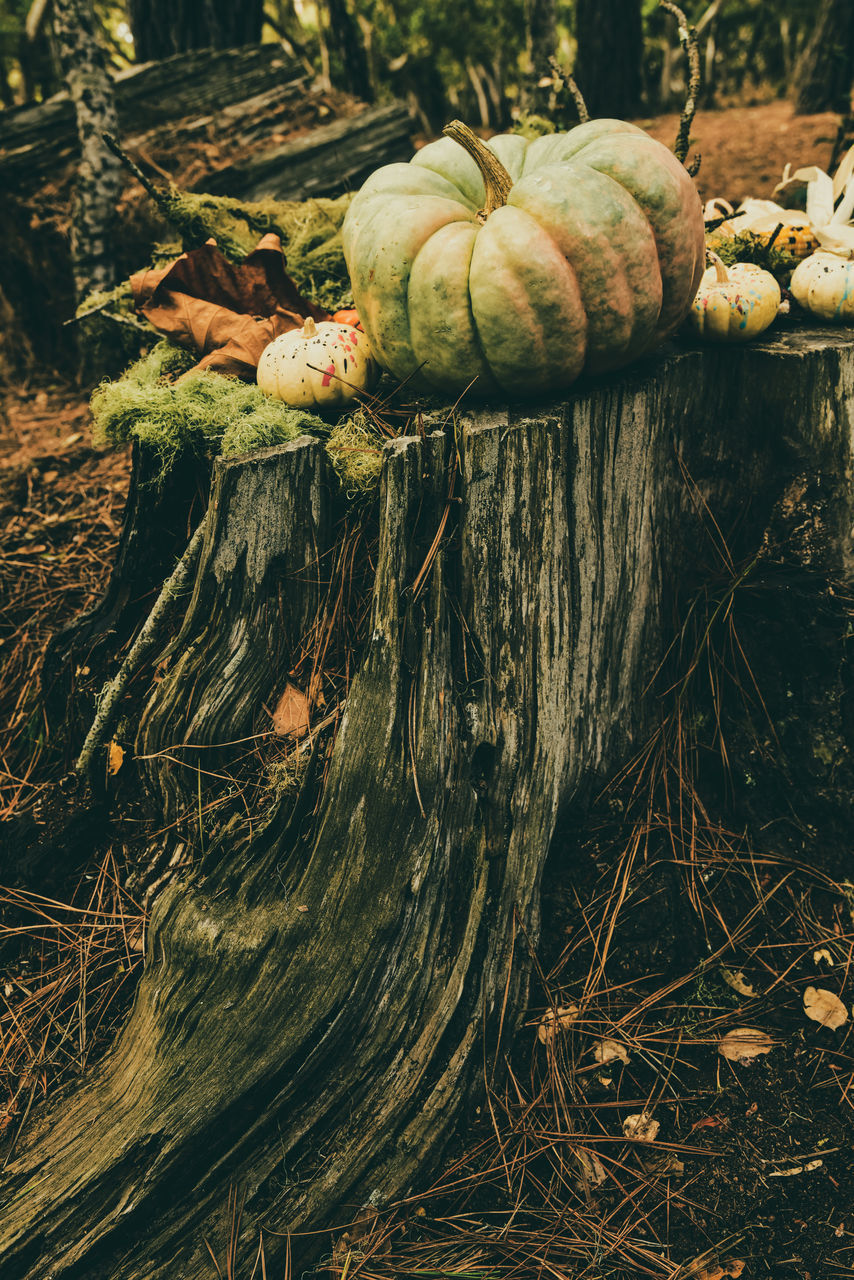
[537,1004,579,1045]
[813,948,833,965]
[622,1111,660,1142]
[271,682,311,737]
[572,1147,607,1189]
[644,1150,685,1177]
[721,968,755,998]
[593,1037,630,1065]
[803,986,848,1030]
[718,1027,773,1062]
[131,235,330,379]
[107,740,125,776]
[690,1261,745,1280]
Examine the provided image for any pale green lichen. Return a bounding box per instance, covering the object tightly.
[91,342,325,475]
[326,410,386,496]
[511,112,558,139]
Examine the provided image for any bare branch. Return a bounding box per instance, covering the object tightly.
[660,0,701,170]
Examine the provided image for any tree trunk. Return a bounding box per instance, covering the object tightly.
[52,0,123,301]
[793,0,854,115]
[518,0,558,111]
[574,0,644,119]
[322,0,372,101]
[2,331,854,1277]
[128,0,264,63]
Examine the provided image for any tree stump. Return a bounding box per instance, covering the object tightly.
[2,329,854,1277]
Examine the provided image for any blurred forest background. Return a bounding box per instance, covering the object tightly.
[0,0,849,129]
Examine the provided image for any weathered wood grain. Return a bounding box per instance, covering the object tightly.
[1,329,853,1278]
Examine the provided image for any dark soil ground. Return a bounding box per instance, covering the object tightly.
[2,100,854,1280]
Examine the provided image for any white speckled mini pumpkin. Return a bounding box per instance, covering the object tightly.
[689,254,781,342]
[790,250,854,322]
[257,318,377,407]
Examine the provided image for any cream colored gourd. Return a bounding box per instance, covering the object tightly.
[257,318,376,407]
[689,255,781,341]
[790,251,854,322]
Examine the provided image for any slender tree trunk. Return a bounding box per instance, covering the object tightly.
[793,0,854,115]
[574,0,644,119]
[519,0,557,110]
[52,0,123,302]
[2,331,854,1278]
[323,0,372,100]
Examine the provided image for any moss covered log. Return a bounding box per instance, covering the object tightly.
[2,330,854,1277]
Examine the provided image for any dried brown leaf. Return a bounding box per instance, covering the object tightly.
[689,1262,746,1280]
[803,985,848,1029]
[130,235,329,379]
[107,740,124,775]
[718,1027,773,1062]
[593,1037,630,1065]
[622,1111,660,1142]
[271,682,311,737]
[537,1004,579,1044]
[721,968,755,997]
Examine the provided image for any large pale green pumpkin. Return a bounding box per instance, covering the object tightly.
[341,119,705,396]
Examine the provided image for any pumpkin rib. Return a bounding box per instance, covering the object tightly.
[344,194,476,378]
[571,134,704,339]
[468,205,587,394]
[353,161,481,211]
[407,221,498,393]
[520,119,645,177]
[509,162,663,371]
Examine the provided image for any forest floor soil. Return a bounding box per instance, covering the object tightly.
[637,98,839,204]
[2,97,853,1280]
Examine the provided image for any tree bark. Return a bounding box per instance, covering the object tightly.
[128,0,264,63]
[574,0,644,119]
[518,0,558,112]
[52,0,123,301]
[322,0,372,101]
[2,331,854,1277]
[793,0,854,115]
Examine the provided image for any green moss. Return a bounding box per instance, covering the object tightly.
[154,189,354,307]
[511,112,557,139]
[326,410,386,495]
[710,231,799,283]
[91,343,325,475]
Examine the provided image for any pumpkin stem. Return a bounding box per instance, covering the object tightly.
[302,316,317,338]
[442,120,513,218]
[706,250,729,283]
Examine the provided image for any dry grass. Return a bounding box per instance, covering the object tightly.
[0,846,146,1155]
[0,386,131,817]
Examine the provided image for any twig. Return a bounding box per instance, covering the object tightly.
[75,515,208,781]
[660,1,701,170]
[102,130,170,211]
[547,57,590,124]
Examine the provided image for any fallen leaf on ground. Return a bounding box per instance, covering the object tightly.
[803,985,848,1029]
[537,1004,579,1044]
[271,682,311,737]
[593,1037,630,1065]
[572,1147,607,1188]
[131,235,329,379]
[622,1111,660,1141]
[814,948,834,965]
[688,1261,745,1280]
[718,1027,773,1062]
[768,1158,823,1177]
[644,1150,685,1176]
[107,740,125,775]
[722,968,755,997]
